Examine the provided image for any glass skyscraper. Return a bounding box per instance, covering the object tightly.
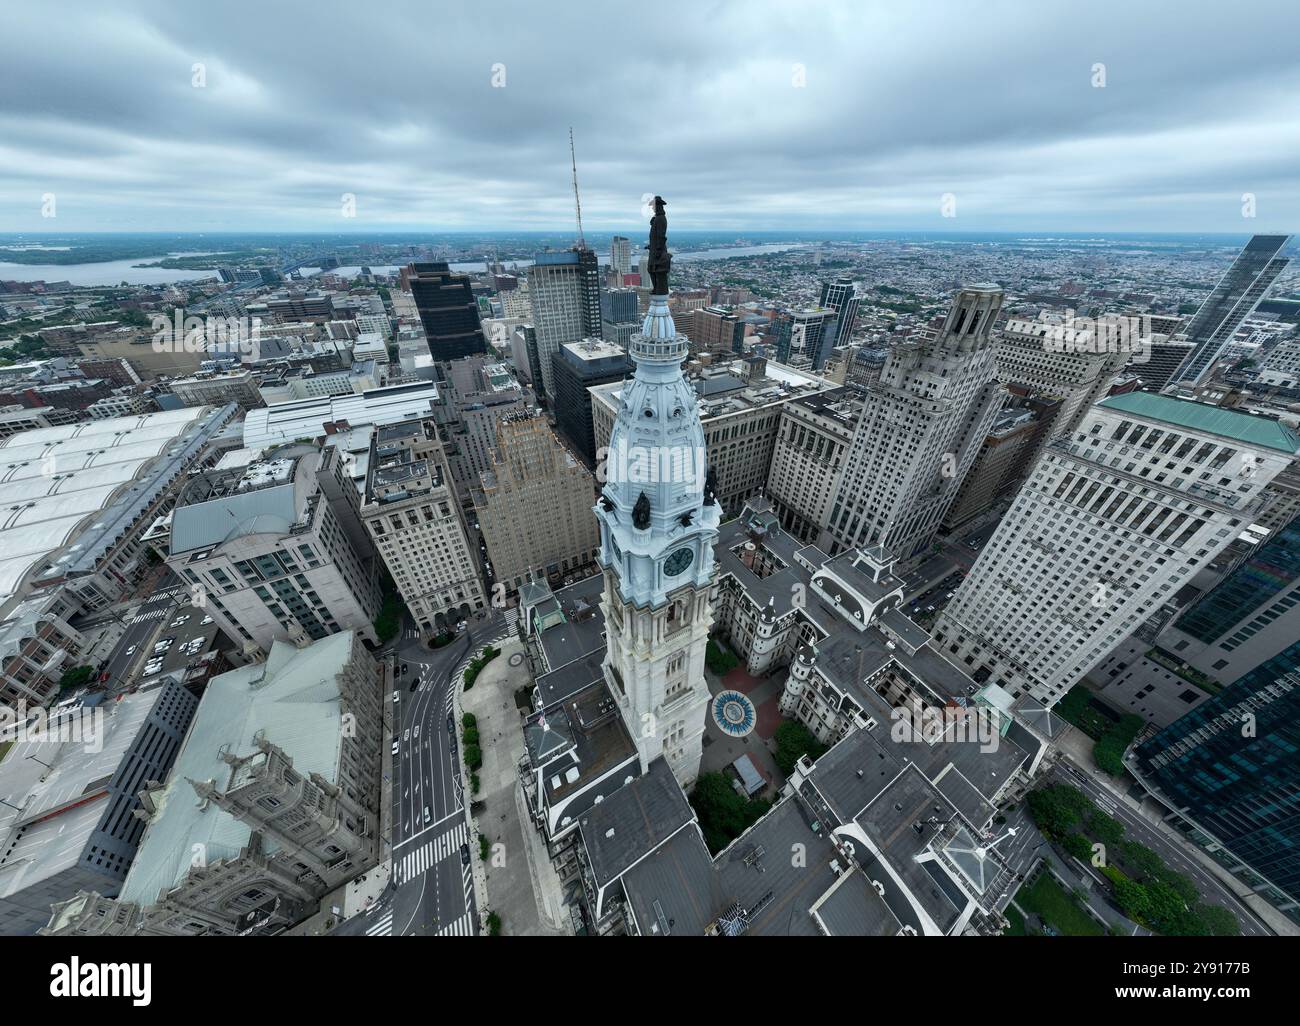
[1176,514,1300,650]
[1171,234,1291,386]
[1132,642,1300,922]
[407,262,488,362]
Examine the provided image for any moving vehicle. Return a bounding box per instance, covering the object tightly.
[391,739,400,755]
[423,806,432,825]
[460,842,471,866]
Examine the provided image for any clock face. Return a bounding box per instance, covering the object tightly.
[663,546,694,577]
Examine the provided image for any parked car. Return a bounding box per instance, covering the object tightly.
[391,739,400,755]
[460,842,471,866]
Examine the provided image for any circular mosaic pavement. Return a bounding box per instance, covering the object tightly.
[712,690,757,738]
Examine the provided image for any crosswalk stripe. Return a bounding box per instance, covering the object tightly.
[438,912,472,936]
[394,822,468,884]
[365,910,393,936]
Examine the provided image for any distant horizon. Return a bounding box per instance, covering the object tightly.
[0,228,1284,239]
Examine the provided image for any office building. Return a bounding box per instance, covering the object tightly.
[1171,234,1292,386]
[167,444,381,656]
[610,235,632,276]
[685,306,746,357]
[476,414,599,594]
[529,248,601,400]
[826,286,1006,562]
[819,277,861,341]
[407,262,488,362]
[765,387,862,543]
[552,338,630,468]
[1130,643,1300,924]
[934,391,1300,707]
[773,306,839,370]
[168,369,263,410]
[941,403,1048,531]
[996,313,1130,470]
[360,418,484,632]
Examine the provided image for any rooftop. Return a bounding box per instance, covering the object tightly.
[1097,391,1300,453]
[118,632,355,905]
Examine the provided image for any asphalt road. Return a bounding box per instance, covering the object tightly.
[340,609,513,937]
[75,573,195,692]
[1050,760,1273,937]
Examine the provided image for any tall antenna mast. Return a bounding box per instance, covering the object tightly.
[569,127,586,249]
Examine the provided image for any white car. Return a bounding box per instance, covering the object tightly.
[391,739,400,756]
[124,644,137,656]
[392,691,400,703]
[414,723,420,738]
[403,728,410,742]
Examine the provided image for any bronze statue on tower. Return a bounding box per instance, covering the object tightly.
[646,195,671,295]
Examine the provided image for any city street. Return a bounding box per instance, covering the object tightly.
[1049,760,1273,937]
[336,608,514,937]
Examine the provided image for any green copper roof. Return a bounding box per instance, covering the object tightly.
[1097,392,1300,453]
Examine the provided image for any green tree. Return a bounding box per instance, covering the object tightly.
[58,665,96,690]
[690,772,770,854]
[1062,832,1093,862]
[1086,810,1125,847]
[1112,878,1152,922]
[1197,903,1241,937]
[772,720,827,776]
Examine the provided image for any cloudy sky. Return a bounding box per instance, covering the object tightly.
[2,0,1298,233]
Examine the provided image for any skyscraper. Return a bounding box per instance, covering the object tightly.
[611,235,632,276]
[824,285,1006,561]
[407,262,489,362]
[1159,513,1300,686]
[1130,644,1300,923]
[529,247,601,400]
[1170,234,1291,386]
[819,277,860,340]
[934,391,1300,707]
[773,307,839,369]
[594,208,719,787]
[476,413,600,595]
[552,337,631,468]
[996,313,1130,471]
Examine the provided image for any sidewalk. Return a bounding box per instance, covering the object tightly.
[456,637,569,936]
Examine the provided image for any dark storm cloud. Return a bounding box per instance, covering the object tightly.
[1,0,1297,231]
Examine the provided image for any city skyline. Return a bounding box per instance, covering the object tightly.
[2,0,1299,233]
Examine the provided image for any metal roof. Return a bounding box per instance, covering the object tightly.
[1097,392,1300,453]
[118,632,354,905]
